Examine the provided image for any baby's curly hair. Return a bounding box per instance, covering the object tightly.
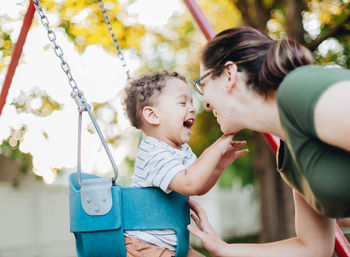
[123,70,187,129]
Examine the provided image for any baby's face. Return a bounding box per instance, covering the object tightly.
[154,78,196,148]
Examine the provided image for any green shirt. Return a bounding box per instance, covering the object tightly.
[276,65,350,218]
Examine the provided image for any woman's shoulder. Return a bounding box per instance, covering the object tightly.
[276,64,350,135]
[286,64,350,75]
[278,65,350,92]
[277,65,350,103]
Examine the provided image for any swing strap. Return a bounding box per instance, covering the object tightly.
[72,90,118,185]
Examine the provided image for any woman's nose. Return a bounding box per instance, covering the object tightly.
[203,101,211,110]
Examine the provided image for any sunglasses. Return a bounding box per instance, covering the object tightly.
[192,66,243,95]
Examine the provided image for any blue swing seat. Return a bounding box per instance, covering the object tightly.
[69,172,190,257]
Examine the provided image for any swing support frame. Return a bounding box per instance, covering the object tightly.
[0,0,349,256]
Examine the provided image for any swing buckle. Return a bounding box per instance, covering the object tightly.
[71,90,90,112]
[80,177,113,216]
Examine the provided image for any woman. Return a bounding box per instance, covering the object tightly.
[188,26,350,257]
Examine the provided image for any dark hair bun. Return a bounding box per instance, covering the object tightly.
[259,38,314,92]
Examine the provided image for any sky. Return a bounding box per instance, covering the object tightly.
[0,0,185,184]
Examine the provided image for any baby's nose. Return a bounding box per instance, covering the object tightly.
[189,106,196,114]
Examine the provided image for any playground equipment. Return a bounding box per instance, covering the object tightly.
[33,0,190,256]
[0,0,349,256]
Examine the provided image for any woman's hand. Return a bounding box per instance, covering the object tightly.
[188,195,336,257]
[188,199,226,257]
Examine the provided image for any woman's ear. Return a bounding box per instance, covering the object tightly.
[224,61,239,93]
[142,106,160,125]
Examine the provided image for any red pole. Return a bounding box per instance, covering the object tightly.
[262,133,279,153]
[182,0,216,41]
[183,0,350,256]
[0,0,35,115]
[335,225,350,257]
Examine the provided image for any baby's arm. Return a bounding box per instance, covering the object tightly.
[169,134,247,196]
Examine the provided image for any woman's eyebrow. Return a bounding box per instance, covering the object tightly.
[176,94,187,99]
[176,94,190,101]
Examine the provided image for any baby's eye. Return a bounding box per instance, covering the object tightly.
[180,102,186,105]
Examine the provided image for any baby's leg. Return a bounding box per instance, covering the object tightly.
[186,247,206,257]
[124,236,175,257]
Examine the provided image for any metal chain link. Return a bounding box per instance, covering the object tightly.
[32,0,79,92]
[97,0,131,80]
[32,0,120,183]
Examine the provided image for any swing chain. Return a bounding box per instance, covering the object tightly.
[97,0,144,149]
[32,0,79,92]
[97,0,131,80]
[32,0,119,184]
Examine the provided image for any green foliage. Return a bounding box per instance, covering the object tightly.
[218,130,255,188]
[124,155,135,173]
[198,0,241,33]
[0,30,13,71]
[313,34,350,70]
[341,39,350,68]
[314,39,345,66]
[188,110,222,155]
[11,87,63,117]
[91,101,122,146]
[137,0,242,81]
[0,126,33,175]
[53,0,147,53]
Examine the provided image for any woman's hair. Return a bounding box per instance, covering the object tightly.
[201,27,314,95]
[123,70,186,129]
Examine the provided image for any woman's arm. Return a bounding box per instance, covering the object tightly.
[314,81,350,152]
[188,190,336,257]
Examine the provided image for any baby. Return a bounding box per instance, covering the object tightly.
[123,70,247,257]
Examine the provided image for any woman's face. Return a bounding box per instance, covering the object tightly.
[200,64,243,135]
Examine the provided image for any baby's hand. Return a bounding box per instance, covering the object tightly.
[215,134,248,170]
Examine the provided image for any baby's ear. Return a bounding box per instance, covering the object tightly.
[142,106,160,125]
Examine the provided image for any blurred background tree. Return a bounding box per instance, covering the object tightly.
[1,0,350,245]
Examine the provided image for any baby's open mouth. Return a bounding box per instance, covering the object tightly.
[183,118,194,130]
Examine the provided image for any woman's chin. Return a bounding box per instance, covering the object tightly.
[219,124,229,134]
[220,124,240,135]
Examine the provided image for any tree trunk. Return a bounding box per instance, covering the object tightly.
[285,0,305,43]
[253,132,295,242]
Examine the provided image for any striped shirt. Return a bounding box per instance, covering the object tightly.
[124,136,197,251]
